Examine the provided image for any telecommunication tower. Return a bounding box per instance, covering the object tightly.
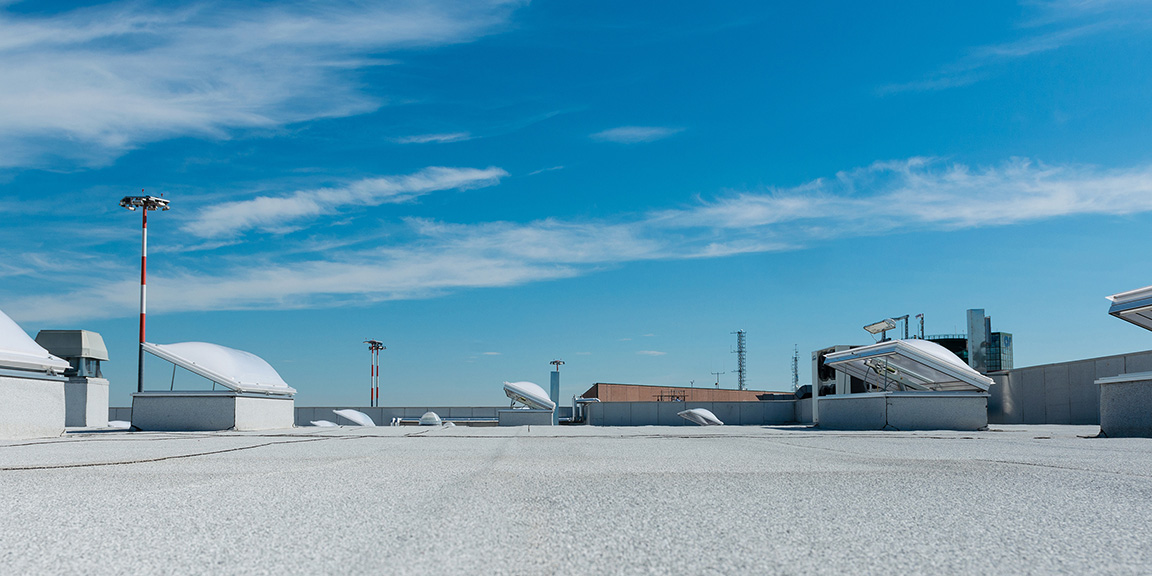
[732,330,747,391]
[791,345,799,390]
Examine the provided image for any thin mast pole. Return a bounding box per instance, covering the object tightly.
[138,207,148,394]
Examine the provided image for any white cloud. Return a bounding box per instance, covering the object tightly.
[183,166,508,238]
[393,133,473,144]
[8,157,1152,323]
[591,126,683,144]
[482,352,501,356]
[0,1,523,168]
[636,350,666,356]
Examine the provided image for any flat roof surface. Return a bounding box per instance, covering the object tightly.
[2,425,1150,574]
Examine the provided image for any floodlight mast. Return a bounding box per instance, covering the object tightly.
[119,192,170,394]
[364,340,385,407]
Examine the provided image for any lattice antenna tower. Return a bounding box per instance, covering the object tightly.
[732,330,747,391]
[791,344,799,390]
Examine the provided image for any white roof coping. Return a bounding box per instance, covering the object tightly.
[1095,371,1152,385]
[1107,285,1152,331]
[142,341,296,396]
[0,308,70,374]
[823,338,993,392]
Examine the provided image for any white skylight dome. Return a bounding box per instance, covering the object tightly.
[142,341,296,396]
[678,408,723,426]
[0,308,70,374]
[419,411,442,426]
[823,338,993,392]
[503,381,555,410]
[333,409,375,427]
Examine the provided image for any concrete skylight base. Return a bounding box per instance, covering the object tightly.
[131,391,294,431]
[0,372,66,438]
[65,377,108,428]
[497,408,552,426]
[818,392,989,431]
[1097,372,1152,437]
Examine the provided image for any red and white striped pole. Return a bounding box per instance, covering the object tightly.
[120,193,170,395]
[138,206,148,394]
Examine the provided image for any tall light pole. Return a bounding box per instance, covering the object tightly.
[120,193,170,394]
[365,340,385,407]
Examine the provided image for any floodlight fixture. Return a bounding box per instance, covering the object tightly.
[864,319,898,335]
[120,190,171,394]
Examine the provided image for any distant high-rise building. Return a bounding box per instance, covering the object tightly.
[988,332,1013,372]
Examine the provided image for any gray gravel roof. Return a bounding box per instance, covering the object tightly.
[2,424,1149,575]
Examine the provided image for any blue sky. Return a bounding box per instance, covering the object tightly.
[3,0,1152,407]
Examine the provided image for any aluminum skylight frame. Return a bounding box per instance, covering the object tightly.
[823,339,992,392]
[1107,285,1152,332]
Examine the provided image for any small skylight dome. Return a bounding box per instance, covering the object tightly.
[503,381,556,410]
[419,411,442,426]
[678,408,723,426]
[1107,285,1152,332]
[823,339,993,392]
[310,420,338,427]
[0,308,70,374]
[333,409,375,427]
[142,342,296,396]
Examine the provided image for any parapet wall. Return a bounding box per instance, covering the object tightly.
[585,401,797,426]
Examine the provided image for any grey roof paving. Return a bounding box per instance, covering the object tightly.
[2,425,1150,575]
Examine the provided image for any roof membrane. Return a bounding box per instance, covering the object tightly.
[0,308,70,374]
[1107,285,1152,331]
[823,339,992,392]
[142,341,296,396]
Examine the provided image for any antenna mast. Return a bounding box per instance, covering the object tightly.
[731,330,746,391]
[710,371,726,388]
[791,345,799,391]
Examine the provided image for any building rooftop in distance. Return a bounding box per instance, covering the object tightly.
[2,425,1148,574]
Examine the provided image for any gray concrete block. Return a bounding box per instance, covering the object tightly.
[1043,364,1071,425]
[1018,367,1047,424]
[987,373,1017,424]
[657,402,686,425]
[0,375,66,438]
[132,393,294,431]
[497,409,551,426]
[709,402,741,426]
[763,401,797,424]
[1098,374,1152,437]
[886,394,988,431]
[1095,355,1126,380]
[818,394,886,430]
[630,402,659,425]
[1125,352,1152,374]
[1068,361,1099,425]
[65,377,109,427]
[737,402,767,425]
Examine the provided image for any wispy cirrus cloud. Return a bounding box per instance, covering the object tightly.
[636,350,666,356]
[591,126,683,144]
[183,166,508,238]
[393,132,473,144]
[880,1,1152,94]
[0,1,523,168]
[8,157,1152,322]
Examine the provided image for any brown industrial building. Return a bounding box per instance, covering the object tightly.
[581,383,793,403]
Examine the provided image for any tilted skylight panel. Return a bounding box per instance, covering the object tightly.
[824,339,992,392]
[1108,285,1152,331]
[142,341,296,396]
[0,308,70,373]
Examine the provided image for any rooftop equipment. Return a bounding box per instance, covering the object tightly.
[1107,285,1152,331]
[34,330,108,378]
[503,381,556,411]
[678,408,723,426]
[142,341,297,396]
[823,339,993,392]
[333,409,375,427]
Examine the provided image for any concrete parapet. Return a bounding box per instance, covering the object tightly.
[0,373,66,438]
[132,392,294,431]
[498,409,552,426]
[65,377,108,427]
[819,392,988,431]
[1097,372,1152,437]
